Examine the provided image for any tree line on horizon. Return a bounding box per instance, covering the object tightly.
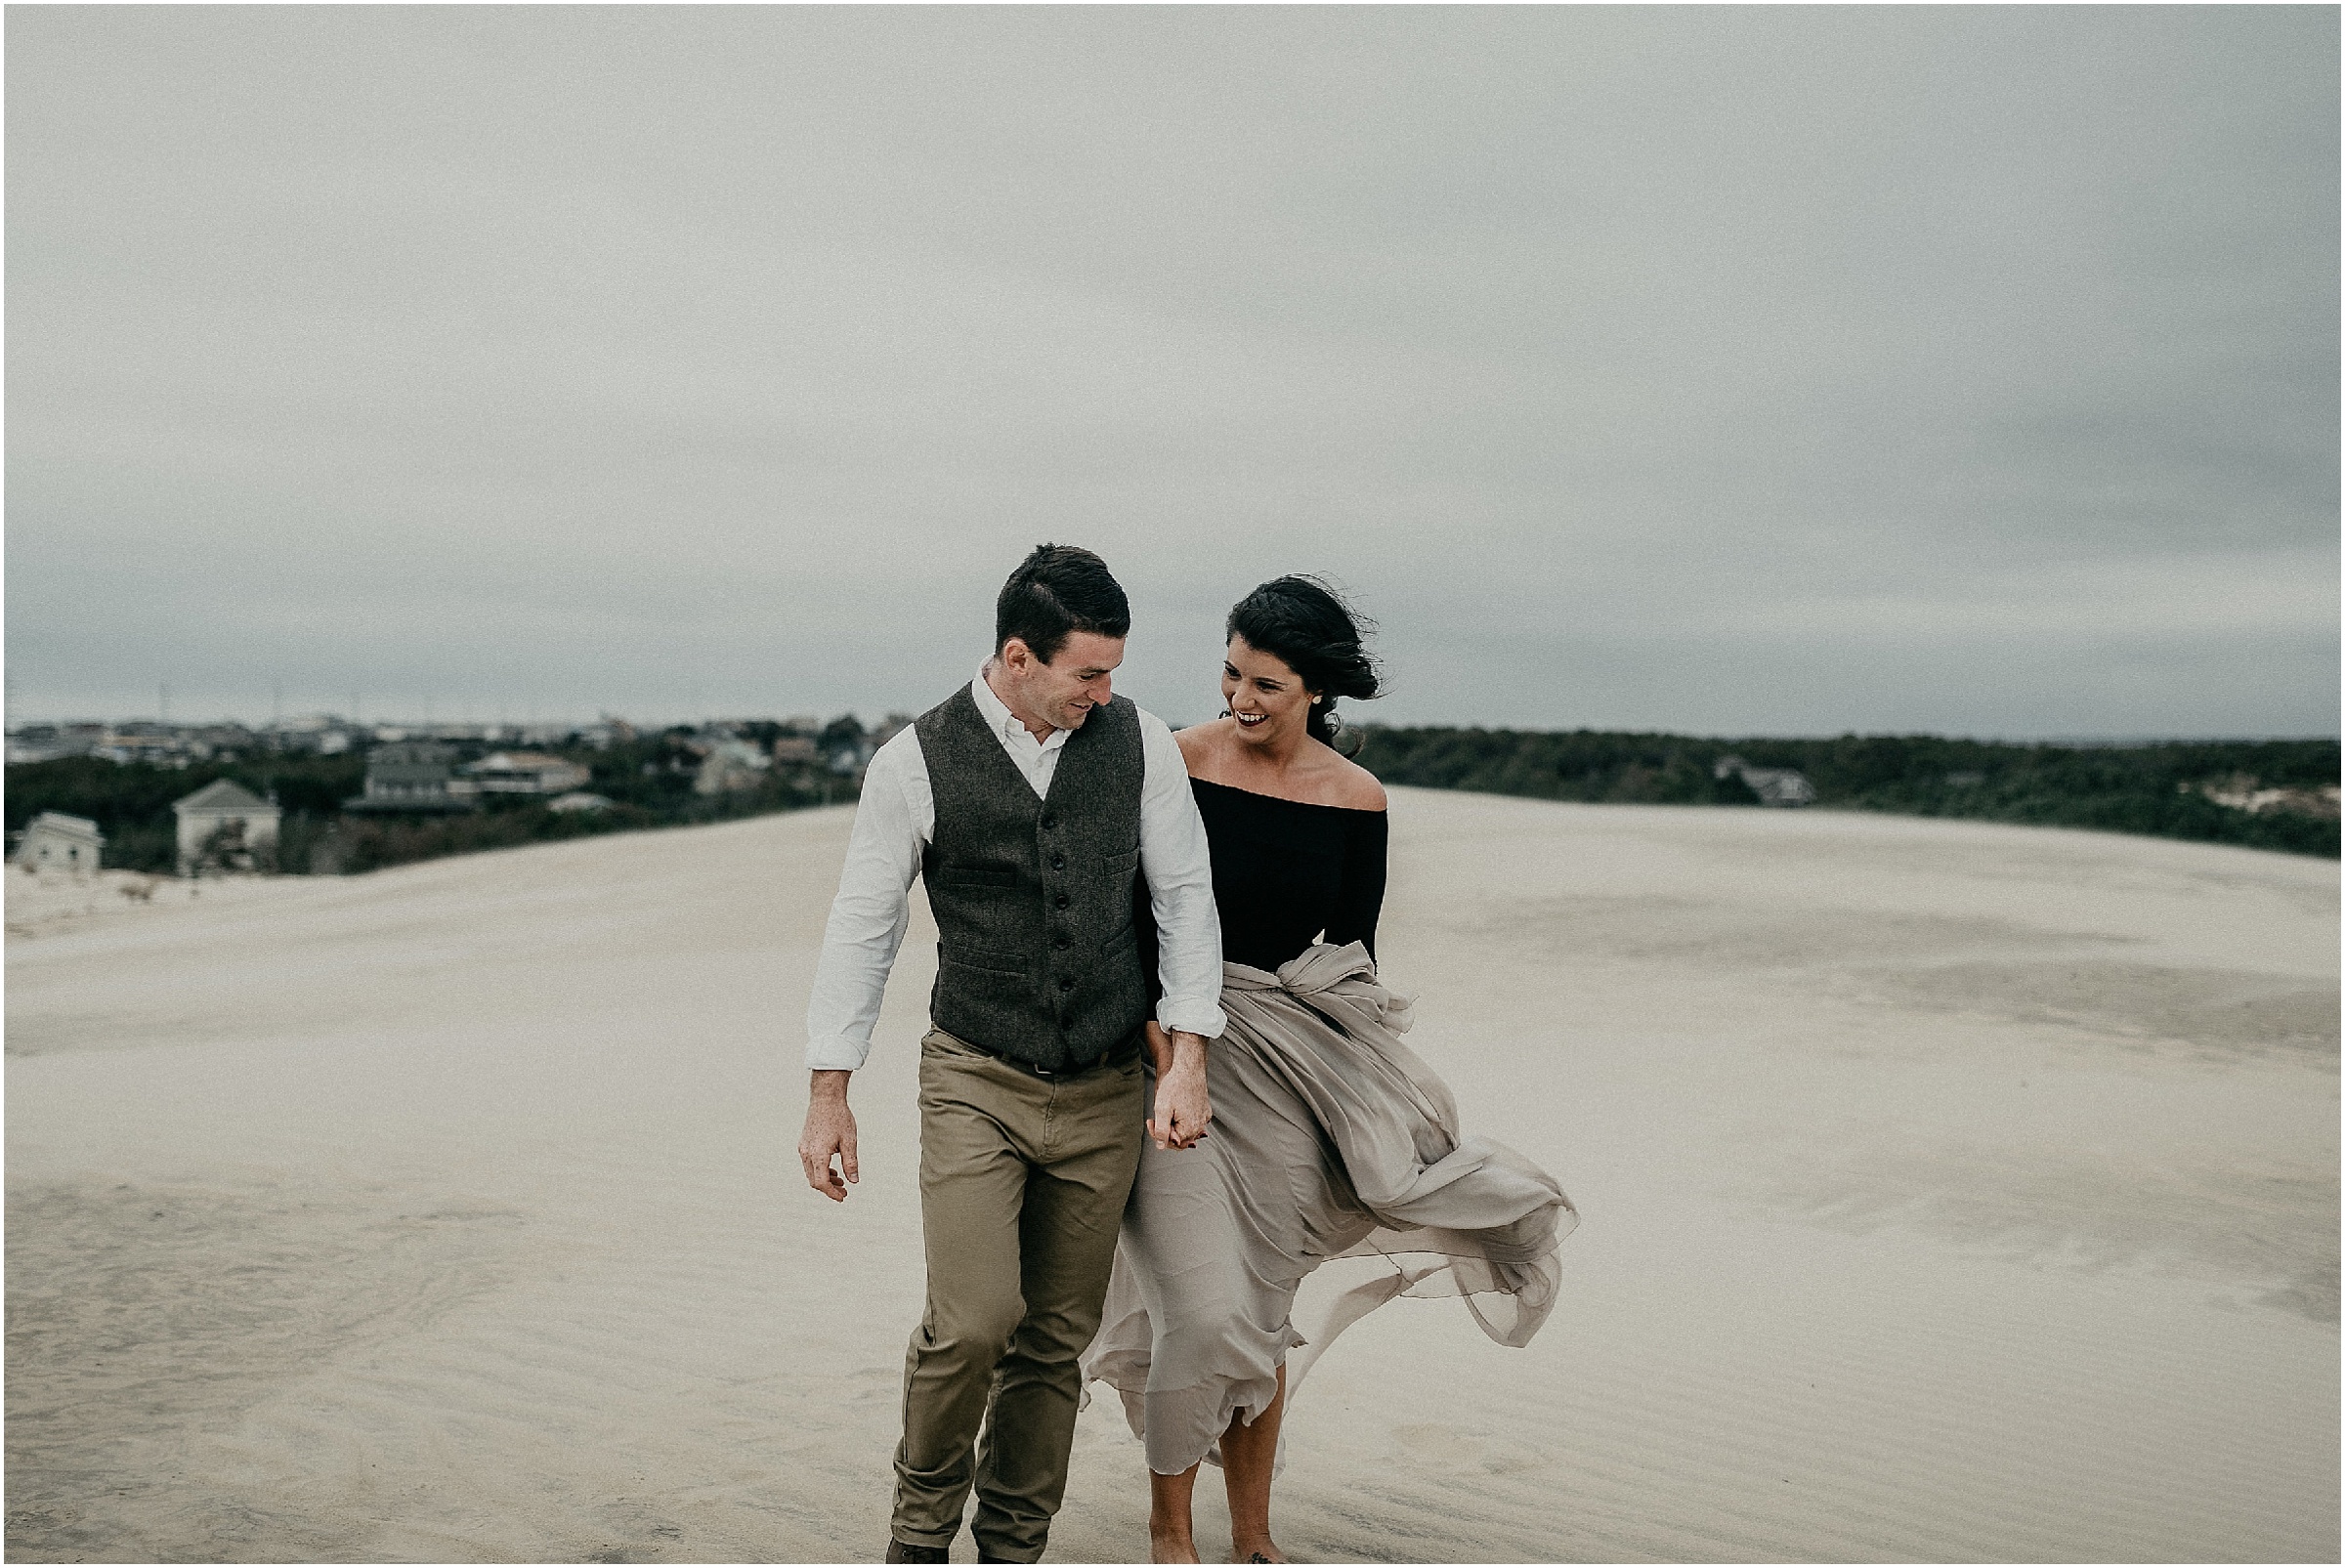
[9,721,2337,875]
[1350,726,2340,858]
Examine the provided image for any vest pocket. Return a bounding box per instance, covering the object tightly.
[1105,849,1140,876]
[941,942,1027,977]
[937,864,1019,887]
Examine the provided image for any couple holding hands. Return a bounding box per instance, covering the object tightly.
[800,544,1573,1563]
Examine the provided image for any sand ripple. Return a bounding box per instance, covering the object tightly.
[6,798,2335,1561]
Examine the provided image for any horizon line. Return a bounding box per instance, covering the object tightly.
[5,712,2337,750]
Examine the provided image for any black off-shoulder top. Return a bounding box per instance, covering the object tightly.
[1139,777,1389,990]
[1192,778,1388,969]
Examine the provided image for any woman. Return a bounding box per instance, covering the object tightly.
[1084,576,1576,1564]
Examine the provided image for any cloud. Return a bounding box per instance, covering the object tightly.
[6,7,2335,736]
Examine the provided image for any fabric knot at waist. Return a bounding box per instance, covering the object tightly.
[1218,940,1414,1038]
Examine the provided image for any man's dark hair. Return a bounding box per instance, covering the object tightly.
[996,544,1131,664]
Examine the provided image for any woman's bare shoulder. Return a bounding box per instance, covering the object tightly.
[1174,720,1227,776]
[1322,748,1387,812]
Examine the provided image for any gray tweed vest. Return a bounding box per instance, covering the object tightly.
[915,683,1150,1072]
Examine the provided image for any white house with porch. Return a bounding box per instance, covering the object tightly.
[172,779,283,875]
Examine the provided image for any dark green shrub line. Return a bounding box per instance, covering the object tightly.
[14,727,2336,874]
[1353,728,2340,859]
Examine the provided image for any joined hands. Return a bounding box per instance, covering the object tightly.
[1145,1022,1213,1151]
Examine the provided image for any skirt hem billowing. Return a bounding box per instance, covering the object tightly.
[1080,943,1576,1476]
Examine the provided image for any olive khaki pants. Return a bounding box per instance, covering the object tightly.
[892,1028,1145,1562]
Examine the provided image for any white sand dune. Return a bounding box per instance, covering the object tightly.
[7,791,2336,1562]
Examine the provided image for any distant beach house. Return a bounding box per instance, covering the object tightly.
[547,791,615,814]
[7,725,84,765]
[462,751,592,795]
[770,735,819,765]
[2190,775,2342,821]
[695,739,772,796]
[827,715,912,777]
[1713,755,1817,807]
[345,742,480,813]
[574,719,631,750]
[172,780,282,874]
[89,724,186,767]
[16,811,106,875]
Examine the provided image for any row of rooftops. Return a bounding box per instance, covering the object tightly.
[5,713,907,769]
[350,746,595,811]
[4,717,641,767]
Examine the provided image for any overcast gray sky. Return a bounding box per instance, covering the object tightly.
[8,7,2336,738]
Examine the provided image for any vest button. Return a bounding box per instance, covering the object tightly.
[1053,936,1072,951]
[1053,894,1070,909]
[1050,855,1065,870]
[1057,977,1076,991]
[1042,814,1058,829]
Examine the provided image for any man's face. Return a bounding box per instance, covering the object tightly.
[1000,630,1125,733]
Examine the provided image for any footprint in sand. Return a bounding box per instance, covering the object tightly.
[1388,1422,1484,1469]
[1387,1421,1540,1477]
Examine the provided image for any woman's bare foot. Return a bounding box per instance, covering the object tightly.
[1231,1538,1287,1563]
[1149,1526,1202,1564]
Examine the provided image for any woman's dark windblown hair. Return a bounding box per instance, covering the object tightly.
[1226,575,1384,754]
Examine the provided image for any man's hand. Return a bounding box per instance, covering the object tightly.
[798,1070,859,1202]
[1145,1026,1212,1151]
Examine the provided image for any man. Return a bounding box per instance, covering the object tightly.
[799,543,1222,1564]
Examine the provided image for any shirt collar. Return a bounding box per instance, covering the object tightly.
[971,662,1071,750]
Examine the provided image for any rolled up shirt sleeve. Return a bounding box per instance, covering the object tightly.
[1136,711,1225,1038]
[804,729,928,1070]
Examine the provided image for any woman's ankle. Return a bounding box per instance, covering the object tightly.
[1149,1523,1201,1564]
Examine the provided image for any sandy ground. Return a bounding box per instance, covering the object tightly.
[6,791,2337,1563]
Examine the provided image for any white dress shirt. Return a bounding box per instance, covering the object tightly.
[805,668,1225,1070]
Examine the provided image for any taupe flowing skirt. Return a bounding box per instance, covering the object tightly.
[1081,942,1576,1474]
